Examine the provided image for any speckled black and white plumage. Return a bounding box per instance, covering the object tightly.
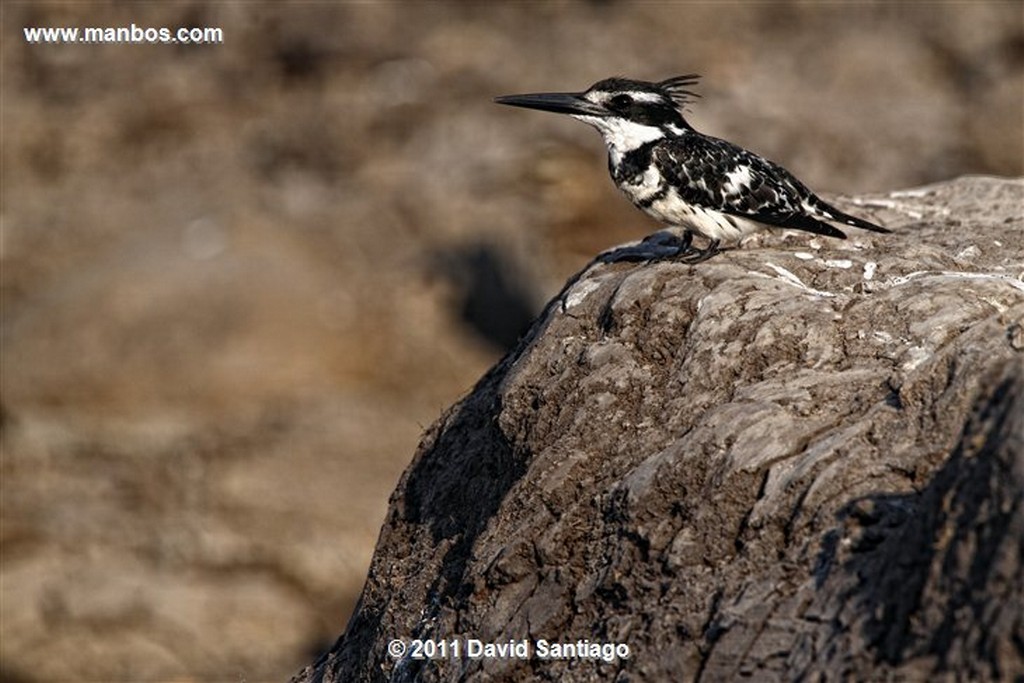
[495,75,890,261]
[615,133,884,242]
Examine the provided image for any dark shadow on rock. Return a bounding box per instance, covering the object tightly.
[402,394,530,610]
[813,360,1023,679]
[595,230,692,263]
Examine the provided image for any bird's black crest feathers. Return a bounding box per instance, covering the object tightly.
[659,74,702,111]
[589,74,702,112]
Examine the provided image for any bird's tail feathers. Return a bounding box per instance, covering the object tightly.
[746,211,848,239]
[816,200,891,234]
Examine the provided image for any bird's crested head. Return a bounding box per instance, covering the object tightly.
[495,75,701,153]
[496,75,699,127]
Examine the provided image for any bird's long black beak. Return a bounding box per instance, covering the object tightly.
[494,92,609,117]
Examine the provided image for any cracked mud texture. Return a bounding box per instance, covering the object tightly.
[296,177,1024,682]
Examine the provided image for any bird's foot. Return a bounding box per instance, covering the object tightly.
[674,239,723,264]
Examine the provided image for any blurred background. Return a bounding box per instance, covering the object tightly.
[2,2,1021,681]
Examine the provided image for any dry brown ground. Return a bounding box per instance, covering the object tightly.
[2,2,1022,681]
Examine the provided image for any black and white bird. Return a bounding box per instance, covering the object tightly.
[495,75,889,262]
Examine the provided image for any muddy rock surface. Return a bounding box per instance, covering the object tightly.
[297,177,1024,682]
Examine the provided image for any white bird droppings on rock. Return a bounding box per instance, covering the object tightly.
[824,259,853,269]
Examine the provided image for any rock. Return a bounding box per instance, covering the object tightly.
[294,177,1024,682]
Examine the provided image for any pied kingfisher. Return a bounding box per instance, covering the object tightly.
[495,75,890,262]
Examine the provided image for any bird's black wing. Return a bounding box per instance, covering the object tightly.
[654,134,877,239]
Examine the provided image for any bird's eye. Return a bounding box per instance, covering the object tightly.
[610,94,633,108]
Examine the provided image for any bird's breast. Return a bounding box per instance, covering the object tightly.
[617,165,665,204]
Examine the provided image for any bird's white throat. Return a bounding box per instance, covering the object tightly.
[572,115,664,167]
